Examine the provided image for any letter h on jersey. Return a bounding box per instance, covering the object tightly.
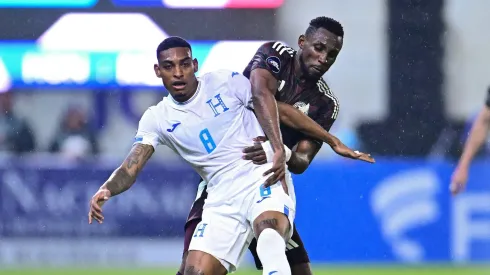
[206,94,229,117]
[193,223,208,238]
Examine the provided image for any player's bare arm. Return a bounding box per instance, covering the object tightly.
[451,105,490,195]
[88,144,154,224]
[277,102,374,163]
[250,68,287,186]
[287,139,322,174]
[250,68,283,152]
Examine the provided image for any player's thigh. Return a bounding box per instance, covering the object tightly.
[249,178,296,238]
[253,210,291,238]
[185,250,227,275]
[188,206,251,273]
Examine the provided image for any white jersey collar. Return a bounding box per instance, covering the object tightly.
[168,79,202,106]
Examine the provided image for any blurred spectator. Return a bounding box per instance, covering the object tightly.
[49,105,99,159]
[0,91,35,154]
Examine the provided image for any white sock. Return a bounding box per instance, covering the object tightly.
[256,228,291,275]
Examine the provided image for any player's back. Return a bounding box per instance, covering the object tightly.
[144,69,273,198]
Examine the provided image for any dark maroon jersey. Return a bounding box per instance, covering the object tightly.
[486,87,490,107]
[243,41,340,148]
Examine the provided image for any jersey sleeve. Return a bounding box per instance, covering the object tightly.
[228,71,254,109]
[133,108,164,149]
[244,41,293,80]
[486,86,490,107]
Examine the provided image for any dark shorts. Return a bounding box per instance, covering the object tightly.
[183,186,310,269]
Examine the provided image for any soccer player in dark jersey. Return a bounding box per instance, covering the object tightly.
[451,87,490,195]
[244,16,345,275]
[178,17,372,275]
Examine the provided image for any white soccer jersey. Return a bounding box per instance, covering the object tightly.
[134,69,273,199]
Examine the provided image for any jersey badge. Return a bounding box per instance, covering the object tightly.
[266,56,281,74]
[293,102,310,115]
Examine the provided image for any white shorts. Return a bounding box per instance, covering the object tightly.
[188,171,296,273]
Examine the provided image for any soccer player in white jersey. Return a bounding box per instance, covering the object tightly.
[88,37,300,275]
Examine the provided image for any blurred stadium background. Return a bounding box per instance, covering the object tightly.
[0,0,489,274]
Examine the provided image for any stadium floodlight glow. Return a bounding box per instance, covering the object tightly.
[0,0,97,8]
[112,0,283,8]
[0,40,269,88]
[0,58,12,92]
[197,41,266,76]
[37,13,168,52]
[163,0,228,8]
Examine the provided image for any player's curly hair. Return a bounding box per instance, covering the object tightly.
[306,16,344,38]
[156,36,192,58]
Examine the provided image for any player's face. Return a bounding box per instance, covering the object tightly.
[154,47,199,102]
[298,28,343,79]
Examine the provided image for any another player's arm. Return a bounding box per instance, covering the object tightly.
[451,92,490,195]
[287,139,322,174]
[277,102,340,147]
[250,68,283,153]
[456,105,490,169]
[277,102,374,163]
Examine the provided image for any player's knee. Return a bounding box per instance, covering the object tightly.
[253,211,290,239]
[183,265,205,275]
[185,251,227,275]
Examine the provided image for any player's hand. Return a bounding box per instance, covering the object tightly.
[88,188,111,224]
[450,165,468,196]
[263,150,287,192]
[331,143,375,164]
[242,136,268,165]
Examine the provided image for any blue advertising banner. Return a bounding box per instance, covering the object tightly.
[0,161,200,238]
[293,158,490,263]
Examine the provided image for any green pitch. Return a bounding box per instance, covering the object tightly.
[1,266,489,275]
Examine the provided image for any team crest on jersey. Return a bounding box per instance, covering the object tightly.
[293,102,310,115]
[266,56,281,74]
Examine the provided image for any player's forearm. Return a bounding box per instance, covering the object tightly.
[277,102,339,147]
[252,90,284,152]
[287,151,310,174]
[100,166,136,196]
[100,144,154,196]
[458,107,490,168]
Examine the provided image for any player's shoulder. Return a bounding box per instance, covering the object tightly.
[316,78,340,109]
[146,97,172,116]
[200,69,247,87]
[259,41,295,58]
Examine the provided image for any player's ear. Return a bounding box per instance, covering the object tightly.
[154,64,161,78]
[298,34,306,49]
[193,58,199,73]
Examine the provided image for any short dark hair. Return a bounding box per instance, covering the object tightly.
[156,36,192,58]
[305,16,344,38]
